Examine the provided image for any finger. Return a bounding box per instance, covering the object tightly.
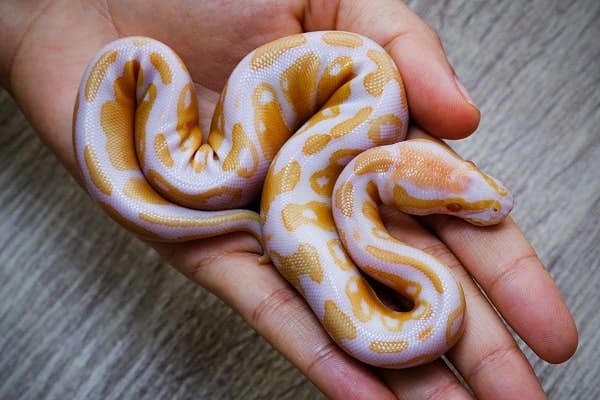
[379,360,474,400]
[425,215,579,363]
[303,0,480,139]
[405,126,578,363]
[379,207,548,399]
[153,236,398,400]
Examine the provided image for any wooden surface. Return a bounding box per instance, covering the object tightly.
[1,0,598,398]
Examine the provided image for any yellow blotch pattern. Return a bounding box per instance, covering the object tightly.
[176,83,203,152]
[85,50,118,102]
[251,34,307,70]
[100,59,140,171]
[84,146,112,196]
[300,83,353,138]
[417,327,433,341]
[346,273,429,331]
[222,123,259,178]
[207,82,228,152]
[392,185,502,215]
[369,340,409,354]
[364,49,406,107]
[146,169,242,209]
[139,208,260,229]
[352,147,394,175]
[335,181,354,218]
[134,76,155,166]
[253,83,291,160]
[261,160,301,215]
[123,178,169,205]
[331,107,372,138]
[302,134,332,156]
[281,52,320,122]
[149,52,173,85]
[327,239,354,271]
[281,201,335,232]
[271,243,324,291]
[368,114,405,145]
[322,300,357,343]
[366,245,444,295]
[322,32,364,48]
[154,133,174,168]
[445,289,466,346]
[309,148,362,196]
[316,56,355,106]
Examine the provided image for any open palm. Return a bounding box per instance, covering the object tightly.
[3,0,577,399]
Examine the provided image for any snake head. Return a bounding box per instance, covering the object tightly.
[443,159,514,226]
[386,140,514,227]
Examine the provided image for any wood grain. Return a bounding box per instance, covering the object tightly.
[1,0,598,398]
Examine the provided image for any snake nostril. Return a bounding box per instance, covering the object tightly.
[446,203,463,212]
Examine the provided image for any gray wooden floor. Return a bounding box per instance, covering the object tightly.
[1,0,598,399]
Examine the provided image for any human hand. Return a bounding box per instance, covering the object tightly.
[0,1,577,399]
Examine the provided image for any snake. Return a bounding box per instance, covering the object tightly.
[73,31,513,368]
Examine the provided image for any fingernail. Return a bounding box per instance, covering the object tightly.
[454,75,478,109]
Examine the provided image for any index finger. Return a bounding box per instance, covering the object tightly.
[304,0,480,138]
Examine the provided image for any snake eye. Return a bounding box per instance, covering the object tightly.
[446,203,463,212]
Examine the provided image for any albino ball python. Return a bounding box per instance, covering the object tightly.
[73,31,513,368]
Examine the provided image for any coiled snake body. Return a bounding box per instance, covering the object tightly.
[74,31,513,368]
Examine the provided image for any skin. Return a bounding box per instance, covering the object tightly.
[0,1,578,399]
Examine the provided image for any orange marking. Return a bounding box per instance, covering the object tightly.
[322,300,357,343]
[146,169,242,209]
[364,49,406,107]
[316,56,355,106]
[123,178,169,205]
[365,246,444,295]
[281,201,335,232]
[207,82,228,152]
[251,34,307,70]
[85,50,118,102]
[322,32,363,48]
[100,59,140,171]
[149,52,173,85]
[270,243,324,292]
[222,123,259,178]
[253,83,291,160]
[310,148,362,197]
[369,340,409,354]
[334,181,354,218]
[392,185,503,215]
[302,134,332,156]
[327,239,354,271]
[176,83,203,152]
[331,107,372,138]
[445,287,466,346]
[134,78,155,166]
[154,133,173,168]
[368,114,405,145]
[417,327,433,341]
[261,161,301,215]
[281,52,320,121]
[353,147,394,175]
[84,146,112,196]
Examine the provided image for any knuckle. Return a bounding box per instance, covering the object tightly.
[250,285,303,329]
